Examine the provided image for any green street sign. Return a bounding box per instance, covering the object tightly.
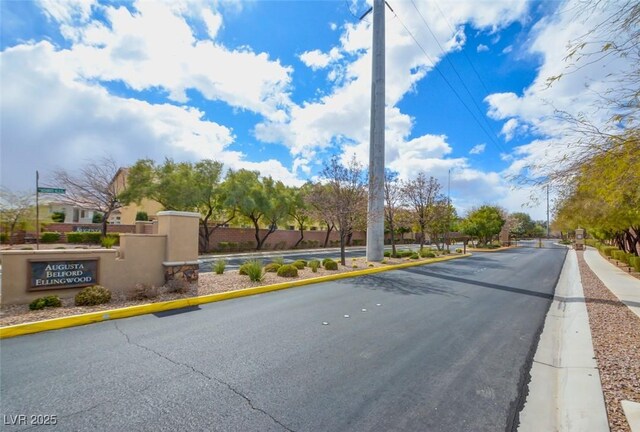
[38,187,66,194]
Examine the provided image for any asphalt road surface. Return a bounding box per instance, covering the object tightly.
[0,244,567,432]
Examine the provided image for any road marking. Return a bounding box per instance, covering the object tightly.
[344,314,350,318]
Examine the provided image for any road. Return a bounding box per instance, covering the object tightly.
[0,244,566,432]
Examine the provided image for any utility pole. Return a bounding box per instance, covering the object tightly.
[546,184,550,238]
[446,168,451,251]
[36,171,40,251]
[366,0,386,262]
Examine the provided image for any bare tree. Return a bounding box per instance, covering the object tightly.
[307,183,337,248]
[384,170,403,256]
[318,155,367,265]
[0,188,35,244]
[53,156,122,236]
[402,173,442,251]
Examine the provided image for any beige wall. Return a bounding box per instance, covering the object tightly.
[0,212,200,305]
[157,211,199,263]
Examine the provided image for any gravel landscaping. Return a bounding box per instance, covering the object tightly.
[0,254,463,327]
[577,250,640,432]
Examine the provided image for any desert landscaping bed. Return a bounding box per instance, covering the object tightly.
[0,254,463,327]
[576,251,640,432]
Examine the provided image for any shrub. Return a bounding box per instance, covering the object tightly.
[422,251,436,258]
[213,260,226,275]
[83,232,102,244]
[272,256,285,265]
[324,259,338,270]
[41,232,61,243]
[241,260,263,282]
[92,213,103,223]
[277,264,298,277]
[264,262,281,273]
[29,295,62,310]
[101,236,117,249]
[612,250,629,264]
[51,211,65,222]
[135,211,149,221]
[601,246,617,257]
[384,251,391,257]
[292,260,306,269]
[410,253,420,259]
[308,260,320,273]
[75,285,111,306]
[322,258,334,266]
[0,232,7,243]
[397,250,413,258]
[352,264,358,268]
[29,298,47,310]
[630,256,640,272]
[66,232,83,243]
[455,248,462,253]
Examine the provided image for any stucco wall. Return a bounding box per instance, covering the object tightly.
[0,212,199,306]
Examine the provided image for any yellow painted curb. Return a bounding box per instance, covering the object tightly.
[0,253,471,339]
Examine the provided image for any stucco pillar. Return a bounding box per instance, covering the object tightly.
[157,211,200,285]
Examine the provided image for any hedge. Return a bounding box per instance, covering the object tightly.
[40,232,61,243]
[66,232,119,245]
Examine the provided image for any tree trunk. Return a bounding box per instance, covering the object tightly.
[101,213,109,237]
[252,218,263,250]
[419,228,425,251]
[294,226,304,249]
[390,222,396,256]
[323,222,334,248]
[340,230,346,266]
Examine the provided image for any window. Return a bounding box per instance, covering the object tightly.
[80,210,85,218]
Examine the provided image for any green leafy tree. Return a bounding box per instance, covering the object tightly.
[288,184,312,249]
[225,170,290,250]
[509,212,536,238]
[462,205,506,247]
[120,158,234,252]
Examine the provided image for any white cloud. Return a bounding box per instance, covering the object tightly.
[48,1,293,119]
[500,118,519,141]
[299,48,342,70]
[202,9,223,39]
[256,1,529,166]
[502,45,513,54]
[485,0,635,181]
[0,41,300,189]
[329,22,337,31]
[469,143,486,154]
[476,44,489,52]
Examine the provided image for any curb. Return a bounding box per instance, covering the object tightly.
[0,254,471,339]
[517,249,608,431]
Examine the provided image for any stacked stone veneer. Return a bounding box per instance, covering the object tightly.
[164,263,199,284]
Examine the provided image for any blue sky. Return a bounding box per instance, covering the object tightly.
[1,0,627,219]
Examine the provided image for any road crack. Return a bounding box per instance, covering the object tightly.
[113,322,294,432]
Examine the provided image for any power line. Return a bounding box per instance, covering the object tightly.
[431,0,492,96]
[388,5,507,154]
[409,0,506,153]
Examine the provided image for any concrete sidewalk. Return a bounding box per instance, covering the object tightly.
[583,246,640,319]
[519,249,608,431]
